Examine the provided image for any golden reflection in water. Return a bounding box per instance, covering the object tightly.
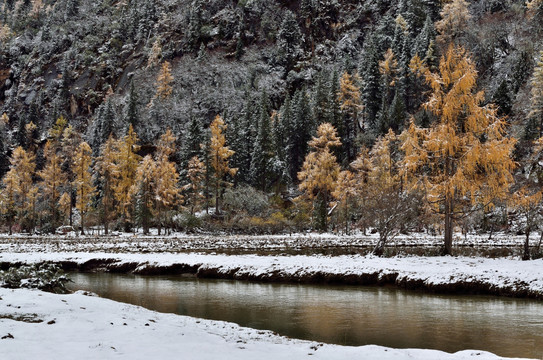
[69,273,543,359]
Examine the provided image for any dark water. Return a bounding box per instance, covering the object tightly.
[68,273,543,359]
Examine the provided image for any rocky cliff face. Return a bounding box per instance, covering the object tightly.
[0,0,539,168]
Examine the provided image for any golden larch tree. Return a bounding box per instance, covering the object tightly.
[350,146,372,234]
[8,147,38,231]
[527,0,543,18]
[49,116,68,144]
[379,48,399,86]
[154,129,182,235]
[0,22,12,43]
[147,38,162,69]
[399,45,517,255]
[338,71,363,161]
[61,124,82,226]
[25,121,38,154]
[298,123,341,232]
[364,130,416,256]
[131,155,156,235]
[528,51,543,138]
[155,61,173,100]
[1,113,9,125]
[73,141,95,235]
[59,192,71,226]
[511,188,542,260]
[209,115,237,214]
[184,156,206,215]
[510,136,543,260]
[1,170,18,234]
[113,125,141,230]
[95,136,118,235]
[38,141,67,227]
[331,169,357,234]
[436,0,471,45]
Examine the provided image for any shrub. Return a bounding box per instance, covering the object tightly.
[173,212,203,232]
[0,263,71,294]
[223,185,270,216]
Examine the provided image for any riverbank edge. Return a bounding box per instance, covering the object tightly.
[2,254,542,300]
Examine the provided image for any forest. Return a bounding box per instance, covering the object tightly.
[1,0,543,258]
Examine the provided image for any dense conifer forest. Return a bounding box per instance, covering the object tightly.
[1,0,543,257]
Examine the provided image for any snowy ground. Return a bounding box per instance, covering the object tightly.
[2,252,543,298]
[0,231,537,255]
[0,288,533,360]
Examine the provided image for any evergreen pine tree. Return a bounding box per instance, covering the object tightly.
[92,98,116,156]
[288,89,313,182]
[313,71,330,126]
[423,0,442,21]
[339,71,363,162]
[250,91,274,191]
[512,50,533,94]
[125,81,139,129]
[492,79,512,117]
[276,94,293,169]
[181,115,204,171]
[328,70,343,148]
[0,113,9,178]
[361,36,382,131]
[64,0,79,20]
[404,0,427,31]
[388,91,407,133]
[277,10,302,72]
[16,116,26,148]
[137,0,157,43]
[524,116,540,141]
[414,15,436,59]
[229,94,254,185]
[186,0,203,51]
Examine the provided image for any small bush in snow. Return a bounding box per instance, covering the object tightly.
[0,263,71,294]
[223,186,270,216]
[174,212,202,232]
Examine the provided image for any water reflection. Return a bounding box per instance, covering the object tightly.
[69,273,543,359]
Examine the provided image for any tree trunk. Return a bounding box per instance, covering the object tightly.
[104,213,109,236]
[69,191,74,227]
[373,233,387,257]
[142,207,149,235]
[215,179,220,215]
[80,213,85,236]
[537,231,543,255]
[157,208,162,236]
[522,230,531,261]
[443,196,453,256]
[103,189,109,235]
[322,192,328,232]
[315,192,327,232]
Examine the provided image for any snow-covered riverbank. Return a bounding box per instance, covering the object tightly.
[0,288,533,360]
[0,231,537,254]
[2,252,542,298]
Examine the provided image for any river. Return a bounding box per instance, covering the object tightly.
[68,272,543,359]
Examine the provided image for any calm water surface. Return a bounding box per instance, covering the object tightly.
[69,273,543,359]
